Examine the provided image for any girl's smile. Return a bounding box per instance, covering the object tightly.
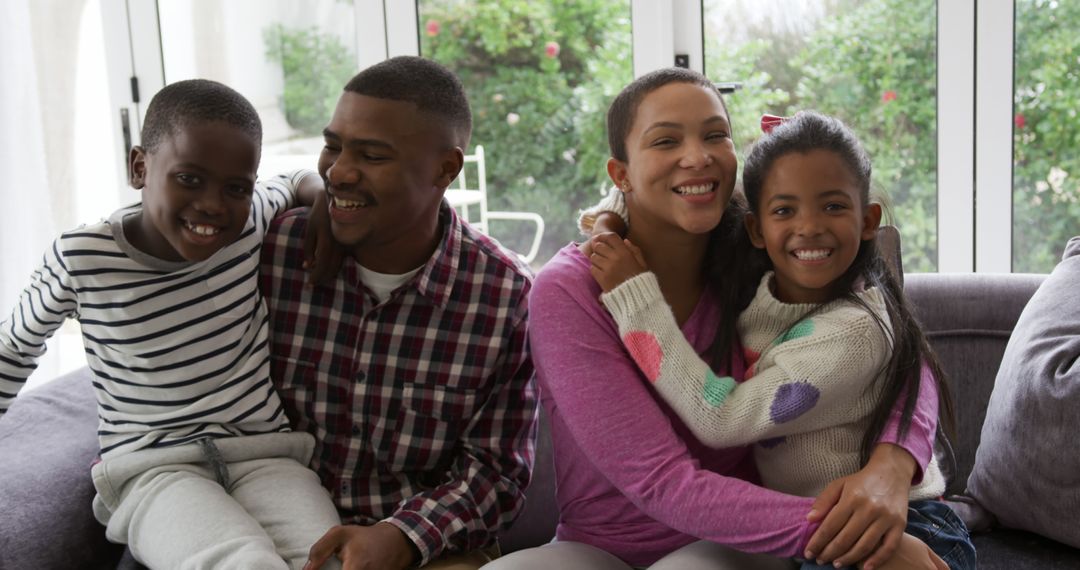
[746,148,881,304]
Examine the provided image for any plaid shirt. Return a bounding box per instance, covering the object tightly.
[260,205,537,564]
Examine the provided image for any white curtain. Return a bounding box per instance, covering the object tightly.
[0,0,55,308]
[0,0,98,388]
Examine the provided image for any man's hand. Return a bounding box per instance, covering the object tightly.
[868,532,947,570]
[303,191,345,287]
[805,444,915,569]
[304,522,417,570]
[588,233,647,293]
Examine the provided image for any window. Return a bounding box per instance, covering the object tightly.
[157,0,359,176]
[1012,0,1080,273]
[417,0,633,265]
[703,0,939,272]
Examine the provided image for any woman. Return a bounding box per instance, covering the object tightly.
[486,69,943,570]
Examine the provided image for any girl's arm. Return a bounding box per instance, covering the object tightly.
[601,272,891,447]
[602,270,942,568]
[530,255,818,558]
[804,365,939,569]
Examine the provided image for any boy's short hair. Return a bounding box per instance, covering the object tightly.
[343,56,472,149]
[140,79,262,153]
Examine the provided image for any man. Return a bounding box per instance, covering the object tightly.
[260,56,537,570]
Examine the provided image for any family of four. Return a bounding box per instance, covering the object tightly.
[0,56,975,569]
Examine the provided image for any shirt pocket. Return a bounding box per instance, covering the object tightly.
[373,382,481,474]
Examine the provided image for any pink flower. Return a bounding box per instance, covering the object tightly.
[1014,113,1026,130]
[544,41,560,59]
[425,20,440,37]
[881,90,898,103]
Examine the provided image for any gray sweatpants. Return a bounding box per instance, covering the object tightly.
[91,431,342,570]
[482,540,798,570]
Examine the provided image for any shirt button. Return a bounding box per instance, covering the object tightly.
[355,370,366,381]
[352,424,362,435]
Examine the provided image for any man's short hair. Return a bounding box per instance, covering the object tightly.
[344,56,473,149]
[140,79,262,153]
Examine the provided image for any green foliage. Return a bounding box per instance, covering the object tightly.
[261,1,1079,272]
[706,0,938,271]
[263,24,356,136]
[1013,0,1080,272]
[419,0,633,264]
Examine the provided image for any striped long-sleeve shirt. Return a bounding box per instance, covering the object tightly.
[0,172,307,459]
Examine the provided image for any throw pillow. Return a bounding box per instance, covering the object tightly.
[966,236,1080,547]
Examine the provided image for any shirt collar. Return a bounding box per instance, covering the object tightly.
[343,201,462,309]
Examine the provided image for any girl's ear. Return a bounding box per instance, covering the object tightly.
[744,211,766,249]
[129,146,147,189]
[861,202,883,241]
[606,157,630,193]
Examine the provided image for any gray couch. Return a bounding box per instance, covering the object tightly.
[3,272,1079,569]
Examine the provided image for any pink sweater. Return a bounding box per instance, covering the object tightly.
[528,245,938,566]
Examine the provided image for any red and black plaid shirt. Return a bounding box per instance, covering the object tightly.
[260,205,537,564]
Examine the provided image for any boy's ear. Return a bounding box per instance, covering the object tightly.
[606,158,630,193]
[129,146,147,189]
[434,147,465,190]
[744,212,766,249]
[861,202,883,241]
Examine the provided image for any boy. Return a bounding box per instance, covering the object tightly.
[0,79,339,569]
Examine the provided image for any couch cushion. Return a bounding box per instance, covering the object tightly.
[966,236,1080,548]
[497,404,558,553]
[904,272,1045,495]
[972,529,1080,569]
[0,367,124,569]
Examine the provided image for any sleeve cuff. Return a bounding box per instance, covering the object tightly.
[382,511,444,567]
[577,188,629,236]
[600,272,665,325]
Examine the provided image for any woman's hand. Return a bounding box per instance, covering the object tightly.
[805,444,916,570]
[588,233,647,293]
[868,532,947,570]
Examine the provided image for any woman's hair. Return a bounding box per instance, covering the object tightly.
[606,68,728,162]
[605,68,748,379]
[724,111,956,462]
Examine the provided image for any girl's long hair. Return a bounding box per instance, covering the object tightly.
[707,111,955,462]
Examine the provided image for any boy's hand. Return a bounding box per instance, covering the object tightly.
[866,533,947,570]
[805,444,915,569]
[303,191,345,287]
[588,233,647,293]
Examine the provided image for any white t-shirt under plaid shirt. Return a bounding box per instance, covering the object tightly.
[0,171,309,459]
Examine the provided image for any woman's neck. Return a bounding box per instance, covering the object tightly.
[627,225,710,326]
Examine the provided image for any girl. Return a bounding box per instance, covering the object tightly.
[489,70,946,570]
[586,111,975,569]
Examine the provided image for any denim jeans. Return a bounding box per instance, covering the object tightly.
[798,499,976,570]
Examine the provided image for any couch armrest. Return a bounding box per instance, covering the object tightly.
[0,367,122,568]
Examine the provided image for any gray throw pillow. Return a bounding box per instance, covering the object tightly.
[967,236,1080,548]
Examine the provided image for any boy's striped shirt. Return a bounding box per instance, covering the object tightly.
[0,171,308,458]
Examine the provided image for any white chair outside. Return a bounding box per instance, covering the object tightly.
[445,145,546,264]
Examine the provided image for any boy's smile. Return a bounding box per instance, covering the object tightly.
[126,122,259,262]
